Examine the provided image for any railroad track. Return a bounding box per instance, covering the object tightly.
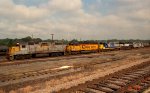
[0,48,141,66]
[0,53,105,66]
[0,57,121,86]
[0,55,126,93]
[60,62,150,93]
[0,65,84,92]
[0,48,149,93]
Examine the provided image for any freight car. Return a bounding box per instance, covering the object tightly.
[0,46,8,56]
[143,42,150,47]
[106,42,121,50]
[133,42,144,48]
[7,42,66,60]
[118,42,133,50]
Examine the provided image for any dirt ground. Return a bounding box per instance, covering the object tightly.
[144,87,150,93]
[0,56,6,62]
[0,47,150,93]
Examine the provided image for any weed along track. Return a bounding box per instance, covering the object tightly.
[60,61,150,93]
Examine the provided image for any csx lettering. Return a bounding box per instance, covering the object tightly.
[91,46,96,48]
[82,45,90,49]
[82,45,96,49]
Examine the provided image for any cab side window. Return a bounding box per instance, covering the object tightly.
[22,45,26,48]
[41,43,48,47]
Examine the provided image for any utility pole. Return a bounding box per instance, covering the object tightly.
[51,34,54,42]
[31,34,34,40]
[31,34,34,44]
[80,38,81,41]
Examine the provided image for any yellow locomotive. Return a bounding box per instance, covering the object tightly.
[7,42,66,60]
[65,43,105,54]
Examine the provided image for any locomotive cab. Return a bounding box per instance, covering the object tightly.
[7,43,28,61]
[7,43,21,60]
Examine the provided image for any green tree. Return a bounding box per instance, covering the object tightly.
[22,36,32,42]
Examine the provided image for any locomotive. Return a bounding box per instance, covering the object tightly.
[6,41,150,61]
[7,42,66,60]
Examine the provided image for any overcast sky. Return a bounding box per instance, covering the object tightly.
[0,0,150,40]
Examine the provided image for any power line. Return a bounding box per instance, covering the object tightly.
[50,34,54,42]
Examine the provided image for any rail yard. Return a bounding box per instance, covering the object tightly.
[1,0,150,93]
[0,47,149,93]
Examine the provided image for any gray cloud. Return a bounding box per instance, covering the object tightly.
[0,0,150,40]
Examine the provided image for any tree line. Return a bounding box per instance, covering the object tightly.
[0,36,150,46]
[0,36,69,46]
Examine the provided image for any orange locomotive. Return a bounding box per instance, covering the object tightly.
[65,43,105,54]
